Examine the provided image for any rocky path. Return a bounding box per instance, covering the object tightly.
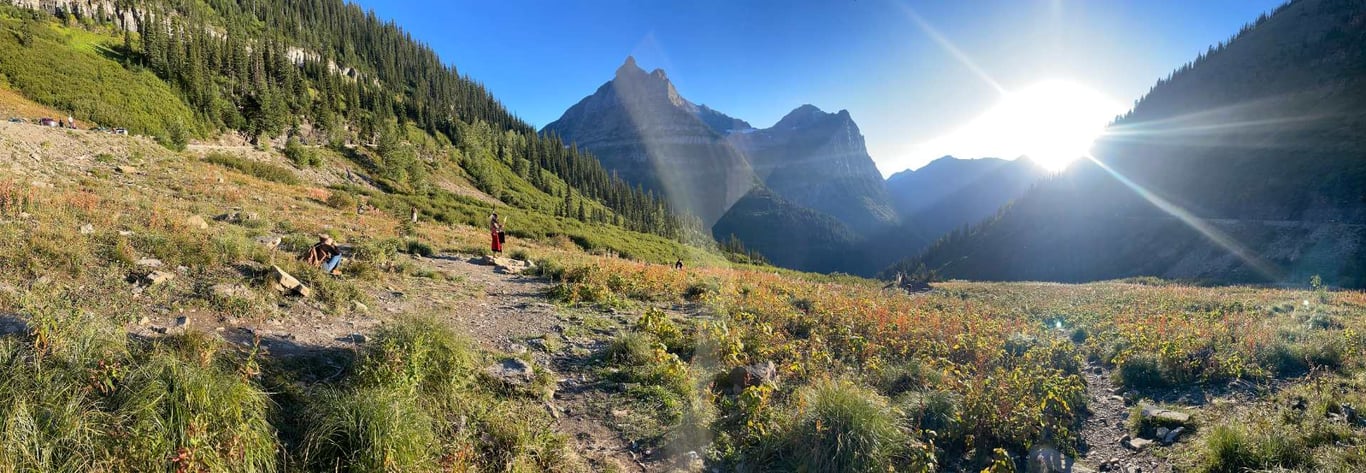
[1076,363,1174,473]
[412,254,657,472]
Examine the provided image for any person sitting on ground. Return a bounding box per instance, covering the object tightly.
[302,234,344,275]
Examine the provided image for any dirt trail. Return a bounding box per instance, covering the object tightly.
[396,254,657,472]
[1076,363,1174,473]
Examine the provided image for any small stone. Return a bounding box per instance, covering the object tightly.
[185,215,209,230]
[508,344,528,355]
[349,333,367,344]
[351,301,368,312]
[150,326,167,334]
[1156,427,1170,440]
[115,165,136,174]
[79,223,95,234]
[485,358,535,387]
[138,316,150,325]
[1140,404,1191,424]
[1163,426,1185,445]
[174,316,188,327]
[118,230,135,236]
[1123,437,1154,451]
[1092,366,1104,375]
[135,258,163,268]
[256,236,282,250]
[142,271,175,286]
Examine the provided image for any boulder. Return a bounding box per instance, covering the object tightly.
[485,358,535,387]
[1163,426,1185,445]
[255,236,282,251]
[270,265,311,297]
[186,215,209,230]
[1139,404,1191,424]
[726,361,777,393]
[142,271,175,286]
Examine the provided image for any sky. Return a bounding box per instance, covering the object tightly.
[349,0,1285,176]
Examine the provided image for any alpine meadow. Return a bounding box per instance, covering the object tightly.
[0,1,1363,472]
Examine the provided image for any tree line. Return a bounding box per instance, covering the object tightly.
[44,0,703,244]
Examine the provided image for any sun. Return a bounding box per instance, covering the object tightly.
[906,80,1127,172]
[1003,80,1127,171]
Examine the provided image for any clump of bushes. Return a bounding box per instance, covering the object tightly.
[777,380,934,472]
[303,316,584,472]
[0,295,277,473]
[205,152,299,185]
[283,138,322,167]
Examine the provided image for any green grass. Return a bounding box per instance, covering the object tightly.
[0,11,203,141]
[779,380,930,472]
[205,152,301,185]
[0,294,276,473]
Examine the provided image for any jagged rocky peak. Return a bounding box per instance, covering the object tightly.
[773,104,854,130]
[610,56,685,107]
[615,55,642,77]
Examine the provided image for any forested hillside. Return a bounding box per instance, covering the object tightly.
[0,0,704,245]
[893,0,1366,287]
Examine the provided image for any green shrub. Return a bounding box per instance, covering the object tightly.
[403,239,435,258]
[0,299,276,473]
[302,385,439,472]
[205,152,300,185]
[782,380,921,472]
[1198,423,1311,473]
[284,138,322,167]
[115,347,277,473]
[1117,354,1168,389]
[326,191,357,210]
[900,389,964,449]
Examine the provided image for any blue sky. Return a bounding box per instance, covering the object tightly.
[350,0,1284,175]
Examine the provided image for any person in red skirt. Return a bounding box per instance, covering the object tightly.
[490,212,504,254]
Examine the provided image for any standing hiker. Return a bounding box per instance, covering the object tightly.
[674,258,684,270]
[490,212,505,254]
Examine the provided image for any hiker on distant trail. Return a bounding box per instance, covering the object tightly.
[67,115,74,128]
[490,212,505,254]
[674,258,684,270]
[302,234,344,275]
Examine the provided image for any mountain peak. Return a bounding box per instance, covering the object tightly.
[615,56,645,78]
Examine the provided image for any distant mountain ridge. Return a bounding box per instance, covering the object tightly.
[542,57,756,227]
[893,0,1366,287]
[885,156,1047,240]
[544,57,901,272]
[729,104,900,235]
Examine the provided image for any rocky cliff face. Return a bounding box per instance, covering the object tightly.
[730,104,899,235]
[542,57,756,226]
[5,0,139,31]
